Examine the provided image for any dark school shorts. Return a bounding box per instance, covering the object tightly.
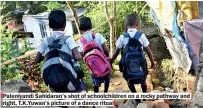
[91,73,111,87]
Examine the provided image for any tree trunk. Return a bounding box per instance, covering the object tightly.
[113,1,116,53]
[67,1,81,35]
[104,1,115,57]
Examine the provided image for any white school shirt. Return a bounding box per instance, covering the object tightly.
[38,31,79,55]
[78,31,106,52]
[115,28,149,49]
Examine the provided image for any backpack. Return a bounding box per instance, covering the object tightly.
[80,32,112,77]
[119,32,147,82]
[42,35,82,92]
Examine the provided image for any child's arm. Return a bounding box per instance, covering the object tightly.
[144,46,157,70]
[33,52,44,64]
[101,43,109,57]
[72,47,82,61]
[110,48,121,64]
[67,37,82,61]
[33,39,46,64]
[110,34,123,64]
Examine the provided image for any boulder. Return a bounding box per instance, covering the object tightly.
[1,80,32,92]
[192,91,203,107]
[197,77,203,92]
[124,100,136,108]
[136,103,148,108]
[156,102,170,108]
[198,63,203,71]
[200,69,203,77]
[118,104,125,108]
[186,75,195,95]
[199,53,203,63]
[137,101,155,108]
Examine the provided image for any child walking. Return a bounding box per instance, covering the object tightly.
[78,17,112,93]
[111,13,157,102]
[33,10,85,93]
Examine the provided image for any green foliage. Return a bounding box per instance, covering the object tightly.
[1,1,45,15]
[115,1,152,38]
[0,1,66,15]
[1,35,34,82]
[0,3,34,83]
[79,61,93,90]
[76,1,152,40]
[42,1,64,11]
[74,1,153,83]
[0,1,153,89]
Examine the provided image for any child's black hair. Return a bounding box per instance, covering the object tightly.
[125,13,138,28]
[79,16,92,31]
[48,10,66,29]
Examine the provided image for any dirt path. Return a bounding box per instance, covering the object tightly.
[98,71,143,93]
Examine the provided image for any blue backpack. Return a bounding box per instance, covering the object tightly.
[119,32,147,82]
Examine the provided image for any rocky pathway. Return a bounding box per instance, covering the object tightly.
[1,66,193,108]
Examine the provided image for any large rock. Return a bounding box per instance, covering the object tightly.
[198,63,203,71]
[186,75,195,95]
[1,80,63,108]
[156,102,169,108]
[192,91,203,107]
[1,80,32,92]
[136,103,148,108]
[118,104,125,108]
[200,69,203,77]
[197,77,203,92]
[199,53,203,63]
[124,100,136,108]
[137,102,155,108]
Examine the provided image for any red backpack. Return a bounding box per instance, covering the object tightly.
[80,33,112,77]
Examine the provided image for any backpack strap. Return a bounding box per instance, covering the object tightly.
[58,35,69,44]
[122,32,143,40]
[80,37,87,45]
[134,32,143,52]
[47,36,69,49]
[122,32,131,38]
[80,32,96,45]
[134,32,142,40]
[47,36,55,45]
[92,32,96,39]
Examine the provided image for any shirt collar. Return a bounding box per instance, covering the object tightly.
[52,31,65,38]
[83,31,92,37]
[127,28,137,32]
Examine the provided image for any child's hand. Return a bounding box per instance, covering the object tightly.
[109,58,112,64]
[27,60,34,66]
[151,63,158,71]
[109,59,113,69]
[109,58,114,65]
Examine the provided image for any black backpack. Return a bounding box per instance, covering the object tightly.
[42,35,84,92]
[119,32,147,83]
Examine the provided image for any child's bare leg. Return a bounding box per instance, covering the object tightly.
[104,74,110,93]
[104,82,109,93]
[94,86,99,93]
[128,82,141,103]
[128,83,136,92]
[141,82,147,93]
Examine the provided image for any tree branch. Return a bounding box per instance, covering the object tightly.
[139,3,148,15]
[67,1,81,35]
